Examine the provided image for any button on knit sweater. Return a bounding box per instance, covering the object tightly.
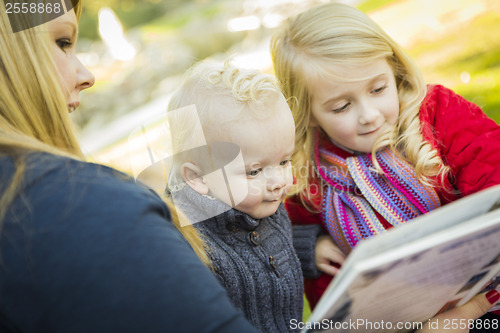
[172,185,305,333]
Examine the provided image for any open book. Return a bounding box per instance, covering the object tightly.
[304,184,500,333]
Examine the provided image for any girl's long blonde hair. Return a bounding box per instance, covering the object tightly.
[0,0,210,266]
[270,2,447,209]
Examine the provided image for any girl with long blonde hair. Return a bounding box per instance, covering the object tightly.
[271,2,500,310]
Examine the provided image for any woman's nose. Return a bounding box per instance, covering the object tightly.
[76,57,95,91]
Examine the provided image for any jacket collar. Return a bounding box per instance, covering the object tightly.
[170,184,280,231]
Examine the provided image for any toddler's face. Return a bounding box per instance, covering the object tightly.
[308,58,399,153]
[206,96,295,219]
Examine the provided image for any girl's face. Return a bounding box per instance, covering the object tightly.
[46,9,94,112]
[309,58,399,153]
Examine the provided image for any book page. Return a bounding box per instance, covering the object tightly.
[314,186,500,310]
[306,185,500,333]
[345,186,500,262]
[308,215,500,332]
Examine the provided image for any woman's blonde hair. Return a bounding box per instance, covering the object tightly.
[0,4,84,156]
[270,2,447,208]
[0,1,84,226]
[0,0,210,266]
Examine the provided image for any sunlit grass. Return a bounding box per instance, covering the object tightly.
[303,295,311,322]
[140,2,225,35]
[408,11,500,123]
[358,0,500,123]
[357,0,403,13]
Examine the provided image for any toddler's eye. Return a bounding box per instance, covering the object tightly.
[247,168,262,177]
[280,159,291,166]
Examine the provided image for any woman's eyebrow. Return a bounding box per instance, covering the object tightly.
[59,21,78,39]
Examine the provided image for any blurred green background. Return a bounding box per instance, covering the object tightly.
[74,0,500,174]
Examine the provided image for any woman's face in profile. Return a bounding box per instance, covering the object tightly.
[46,9,94,112]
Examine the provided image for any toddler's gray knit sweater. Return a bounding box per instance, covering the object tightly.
[172,185,320,333]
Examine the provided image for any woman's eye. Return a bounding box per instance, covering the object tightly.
[56,39,72,51]
[332,102,350,113]
[280,159,291,166]
[247,169,262,177]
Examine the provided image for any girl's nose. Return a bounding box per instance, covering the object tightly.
[358,101,380,125]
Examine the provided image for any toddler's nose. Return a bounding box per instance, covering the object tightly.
[266,167,286,192]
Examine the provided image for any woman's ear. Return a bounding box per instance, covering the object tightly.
[181,162,209,195]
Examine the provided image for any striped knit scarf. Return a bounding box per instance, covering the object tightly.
[313,132,441,254]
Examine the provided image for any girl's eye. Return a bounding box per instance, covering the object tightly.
[280,159,291,166]
[372,85,387,94]
[332,102,350,113]
[56,39,72,52]
[247,168,262,177]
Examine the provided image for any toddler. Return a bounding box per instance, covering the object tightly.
[166,61,322,333]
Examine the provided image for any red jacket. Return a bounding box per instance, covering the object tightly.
[285,85,500,308]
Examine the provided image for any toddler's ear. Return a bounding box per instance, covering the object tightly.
[181,162,209,195]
